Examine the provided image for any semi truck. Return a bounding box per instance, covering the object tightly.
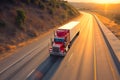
[49,21,80,56]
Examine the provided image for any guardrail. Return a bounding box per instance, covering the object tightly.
[93,15,120,74]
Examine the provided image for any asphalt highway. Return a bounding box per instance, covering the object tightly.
[0,12,119,80]
[51,12,120,80]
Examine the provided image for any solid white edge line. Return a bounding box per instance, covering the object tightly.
[68,53,73,62]
[26,69,35,79]
[93,16,97,80]
[0,43,45,74]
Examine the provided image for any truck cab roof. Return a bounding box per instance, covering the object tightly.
[56,29,69,37]
[58,21,80,30]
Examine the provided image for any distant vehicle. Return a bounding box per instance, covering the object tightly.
[49,21,80,56]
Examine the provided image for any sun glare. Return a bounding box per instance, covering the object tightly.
[94,0,119,4]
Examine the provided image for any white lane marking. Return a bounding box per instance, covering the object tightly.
[68,54,73,62]
[94,46,97,80]
[94,15,118,80]
[93,16,97,80]
[0,41,47,74]
[26,69,35,79]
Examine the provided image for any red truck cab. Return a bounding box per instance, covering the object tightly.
[49,21,80,56]
[49,29,70,56]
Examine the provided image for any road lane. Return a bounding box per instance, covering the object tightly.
[93,16,119,80]
[52,12,119,80]
[26,13,91,80]
[0,31,53,72]
[0,12,119,80]
[51,13,94,80]
[0,46,49,80]
[9,47,49,80]
[0,13,83,80]
[0,30,53,80]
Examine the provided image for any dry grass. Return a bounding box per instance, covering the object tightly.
[70,2,120,39]
[6,45,16,50]
[0,46,5,53]
[0,14,82,61]
[0,45,16,60]
[94,13,120,40]
[0,1,80,60]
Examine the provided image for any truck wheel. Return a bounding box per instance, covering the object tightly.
[50,54,54,57]
[77,31,80,35]
[65,49,67,53]
[68,45,70,49]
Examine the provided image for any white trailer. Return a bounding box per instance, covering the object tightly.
[58,21,80,41]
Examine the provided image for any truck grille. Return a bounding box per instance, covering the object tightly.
[53,47,59,52]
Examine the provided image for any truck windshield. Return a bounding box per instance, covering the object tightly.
[54,38,64,43]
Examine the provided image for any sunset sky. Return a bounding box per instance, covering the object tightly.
[66,0,120,3]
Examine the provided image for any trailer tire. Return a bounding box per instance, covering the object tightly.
[50,54,54,57]
[68,44,70,49]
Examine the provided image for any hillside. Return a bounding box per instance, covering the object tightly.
[70,2,120,40]
[0,0,80,55]
[94,13,120,39]
[70,2,120,24]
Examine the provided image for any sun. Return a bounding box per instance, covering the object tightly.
[95,0,118,4]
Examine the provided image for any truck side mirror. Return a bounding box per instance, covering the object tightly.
[54,30,56,36]
[50,38,53,45]
[52,41,53,45]
[64,42,66,47]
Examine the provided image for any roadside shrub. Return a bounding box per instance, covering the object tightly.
[33,0,40,6]
[39,2,45,9]
[21,0,31,4]
[41,0,48,2]
[113,14,120,24]
[68,10,74,16]
[48,8,54,15]
[27,0,31,4]
[0,46,5,53]
[56,3,60,8]
[50,0,56,7]
[61,14,67,20]
[16,9,26,28]
[9,0,19,4]
[114,14,120,21]
[0,20,6,28]
[27,30,38,37]
[0,0,16,4]
[60,2,67,10]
